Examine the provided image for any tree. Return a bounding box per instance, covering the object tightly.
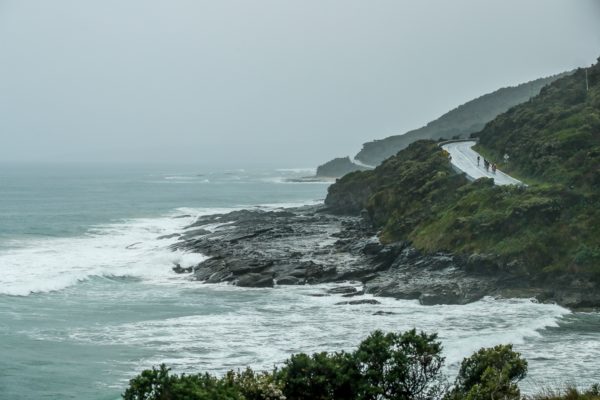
[447,344,527,400]
[354,329,446,400]
[278,351,360,400]
[122,364,245,400]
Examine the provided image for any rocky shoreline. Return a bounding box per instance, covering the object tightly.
[168,205,599,310]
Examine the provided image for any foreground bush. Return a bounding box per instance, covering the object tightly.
[448,344,527,400]
[123,329,543,400]
[276,330,445,400]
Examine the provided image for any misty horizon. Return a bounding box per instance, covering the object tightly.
[1,0,599,167]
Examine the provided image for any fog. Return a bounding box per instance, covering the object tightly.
[1,0,598,167]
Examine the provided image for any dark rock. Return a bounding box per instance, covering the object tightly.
[180,228,211,240]
[373,311,396,315]
[335,299,381,305]
[193,257,229,282]
[276,276,301,285]
[206,269,234,284]
[419,291,462,305]
[342,290,365,297]
[228,260,273,275]
[166,204,596,309]
[172,263,193,274]
[327,286,359,295]
[158,233,181,240]
[466,253,500,274]
[236,273,274,288]
[362,241,383,255]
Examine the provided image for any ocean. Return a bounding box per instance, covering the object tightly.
[0,163,598,399]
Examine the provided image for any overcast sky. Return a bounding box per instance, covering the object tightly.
[1,1,599,167]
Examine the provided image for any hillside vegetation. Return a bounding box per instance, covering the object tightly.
[355,74,565,166]
[326,58,600,282]
[474,64,600,190]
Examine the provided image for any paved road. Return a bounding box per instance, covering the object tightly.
[441,141,523,186]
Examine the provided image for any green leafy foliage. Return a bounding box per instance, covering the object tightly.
[277,328,446,400]
[277,351,360,400]
[475,58,600,190]
[326,59,600,278]
[122,365,246,400]
[123,329,447,400]
[448,345,527,400]
[326,138,600,277]
[123,331,561,400]
[353,330,445,400]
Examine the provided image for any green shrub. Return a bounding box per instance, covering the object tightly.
[354,329,446,400]
[122,331,598,400]
[447,344,527,400]
[277,351,359,400]
[122,364,246,400]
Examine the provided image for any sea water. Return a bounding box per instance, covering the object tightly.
[0,163,598,399]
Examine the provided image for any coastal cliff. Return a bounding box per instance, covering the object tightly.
[315,156,369,178]
[169,59,600,309]
[324,59,600,308]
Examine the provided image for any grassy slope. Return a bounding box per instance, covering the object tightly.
[326,59,600,279]
[474,65,600,190]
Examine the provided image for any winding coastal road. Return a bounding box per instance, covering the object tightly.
[441,141,523,186]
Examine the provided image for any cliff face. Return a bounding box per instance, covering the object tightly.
[315,157,369,178]
[325,60,600,290]
[354,74,566,166]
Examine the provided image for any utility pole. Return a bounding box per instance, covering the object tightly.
[586,68,589,92]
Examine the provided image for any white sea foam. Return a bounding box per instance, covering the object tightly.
[3,197,594,395]
[0,212,201,296]
[0,202,324,296]
[275,167,317,174]
[58,285,570,387]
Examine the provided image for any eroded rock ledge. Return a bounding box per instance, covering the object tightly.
[169,205,599,309]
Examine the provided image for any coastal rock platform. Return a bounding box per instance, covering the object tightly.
[170,205,599,309]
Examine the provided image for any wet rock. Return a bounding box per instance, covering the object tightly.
[158,233,181,240]
[373,311,396,316]
[466,253,500,273]
[236,273,274,288]
[193,257,235,283]
[166,204,592,308]
[362,241,383,255]
[276,276,301,285]
[335,299,381,305]
[180,228,211,240]
[172,263,193,274]
[327,286,359,295]
[228,260,273,275]
[342,290,365,297]
[419,291,462,305]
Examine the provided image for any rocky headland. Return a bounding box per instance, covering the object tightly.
[166,60,600,310]
[167,205,598,309]
[315,157,370,178]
